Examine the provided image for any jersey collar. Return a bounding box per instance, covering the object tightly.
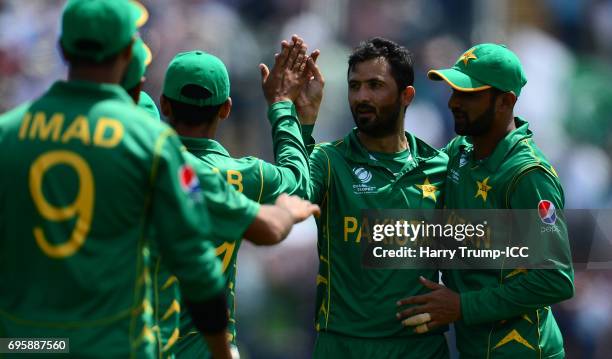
[344,128,441,172]
[48,80,134,103]
[463,117,532,172]
[180,136,231,157]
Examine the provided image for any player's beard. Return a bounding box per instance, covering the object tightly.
[351,98,402,138]
[453,99,496,136]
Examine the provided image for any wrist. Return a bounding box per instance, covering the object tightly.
[268,96,292,105]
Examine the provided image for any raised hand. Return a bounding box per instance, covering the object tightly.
[259,35,309,105]
[295,49,325,125]
[275,193,321,222]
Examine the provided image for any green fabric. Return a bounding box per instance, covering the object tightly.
[153,151,259,357]
[307,128,449,348]
[138,91,160,121]
[0,80,224,358]
[60,0,143,62]
[368,148,413,176]
[428,43,527,96]
[314,331,449,359]
[122,37,152,90]
[162,100,309,356]
[163,51,230,107]
[442,118,574,358]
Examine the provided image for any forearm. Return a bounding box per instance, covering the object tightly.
[244,204,294,245]
[268,101,310,197]
[461,268,574,325]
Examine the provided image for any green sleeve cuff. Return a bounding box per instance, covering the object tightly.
[243,200,261,228]
[267,100,298,128]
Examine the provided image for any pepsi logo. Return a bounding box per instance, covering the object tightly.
[538,200,556,225]
[179,165,201,195]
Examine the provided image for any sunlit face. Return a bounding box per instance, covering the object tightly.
[348,57,403,138]
[448,88,499,136]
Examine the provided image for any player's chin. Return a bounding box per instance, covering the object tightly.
[453,119,468,136]
[355,115,378,130]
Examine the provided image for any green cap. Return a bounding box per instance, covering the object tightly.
[121,37,152,90]
[428,43,527,96]
[60,0,148,63]
[138,91,161,122]
[162,51,230,107]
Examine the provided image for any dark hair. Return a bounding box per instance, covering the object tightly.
[164,94,222,127]
[348,37,414,91]
[61,39,126,67]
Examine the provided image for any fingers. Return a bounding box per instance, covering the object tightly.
[309,49,320,64]
[400,312,431,326]
[397,303,429,320]
[310,204,321,218]
[415,320,441,334]
[307,55,324,84]
[285,35,306,70]
[275,41,291,67]
[414,323,429,334]
[419,276,444,290]
[259,63,270,83]
[396,294,429,306]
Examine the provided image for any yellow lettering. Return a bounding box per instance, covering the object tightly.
[93,117,124,148]
[344,216,358,242]
[29,112,63,142]
[30,150,94,258]
[215,241,236,273]
[61,116,90,145]
[227,170,243,193]
[19,112,32,139]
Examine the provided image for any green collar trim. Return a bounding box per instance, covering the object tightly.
[344,128,440,165]
[179,136,230,157]
[461,117,532,172]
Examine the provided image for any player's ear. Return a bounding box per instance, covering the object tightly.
[119,38,134,64]
[218,97,232,121]
[160,95,172,117]
[400,86,415,108]
[498,92,517,113]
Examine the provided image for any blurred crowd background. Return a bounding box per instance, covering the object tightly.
[1,0,611,358]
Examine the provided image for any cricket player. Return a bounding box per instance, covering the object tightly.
[298,37,450,358]
[154,36,315,358]
[0,0,232,357]
[396,43,575,358]
[118,34,160,122]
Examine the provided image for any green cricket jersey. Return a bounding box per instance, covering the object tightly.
[443,118,574,358]
[158,100,309,357]
[0,80,225,358]
[303,125,449,357]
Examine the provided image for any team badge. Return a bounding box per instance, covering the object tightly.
[538,200,556,225]
[179,164,202,202]
[353,167,372,184]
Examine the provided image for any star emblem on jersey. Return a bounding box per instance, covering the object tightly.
[416,177,437,202]
[474,177,492,202]
[459,47,477,66]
